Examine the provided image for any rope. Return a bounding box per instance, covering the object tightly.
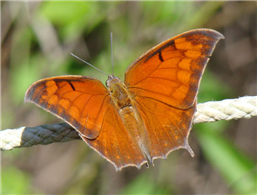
[1,96,256,151]
[193,96,257,123]
[1,123,80,150]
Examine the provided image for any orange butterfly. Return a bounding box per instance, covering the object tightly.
[25,29,224,171]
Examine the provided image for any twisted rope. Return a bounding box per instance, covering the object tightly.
[1,96,256,151]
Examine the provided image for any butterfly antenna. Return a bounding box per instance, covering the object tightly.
[70,53,109,77]
[111,32,114,75]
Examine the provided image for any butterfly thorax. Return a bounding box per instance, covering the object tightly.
[106,75,132,109]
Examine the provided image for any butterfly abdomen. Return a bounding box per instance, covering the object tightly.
[107,76,153,165]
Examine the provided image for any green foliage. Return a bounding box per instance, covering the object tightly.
[39,2,105,39]
[2,166,33,194]
[121,173,169,195]
[198,70,235,103]
[195,122,257,194]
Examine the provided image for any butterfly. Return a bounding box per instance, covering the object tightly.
[25,29,224,171]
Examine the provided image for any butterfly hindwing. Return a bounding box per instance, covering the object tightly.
[81,104,147,170]
[134,96,196,159]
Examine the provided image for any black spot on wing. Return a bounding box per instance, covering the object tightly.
[67,81,76,91]
[158,52,164,62]
[144,40,175,62]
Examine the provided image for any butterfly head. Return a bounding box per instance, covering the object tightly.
[106,74,120,88]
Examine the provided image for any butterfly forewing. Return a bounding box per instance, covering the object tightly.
[25,76,110,139]
[125,29,224,109]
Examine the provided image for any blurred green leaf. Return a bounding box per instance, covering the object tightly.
[2,166,33,194]
[182,1,225,29]
[120,172,169,195]
[9,27,32,105]
[139,2,178,25]
[39,2,105,39]
[10,56,45,105]
[195,124,256,194]
[198,70,235,103]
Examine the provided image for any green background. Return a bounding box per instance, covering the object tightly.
[1,1,256,194]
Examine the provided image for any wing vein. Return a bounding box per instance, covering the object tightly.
[147,76,183,84]
[162,111,187,144]
[131,61,162,86]
[154,112,176,151]
[87,94,109,130]
[129,87,184,100]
